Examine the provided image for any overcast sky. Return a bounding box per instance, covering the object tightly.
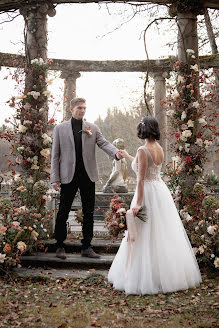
[0,2,203,124]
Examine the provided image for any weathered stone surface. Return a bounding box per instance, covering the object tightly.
[20,253,114,269]
[0,52,218,72]
[12,267,108,279]
[0,0,219,11]
[43,238,121,254]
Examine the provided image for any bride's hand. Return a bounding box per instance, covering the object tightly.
[132,204,141,217]
[118,149,129,158]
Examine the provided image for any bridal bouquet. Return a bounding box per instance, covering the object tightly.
[104,195,128,238]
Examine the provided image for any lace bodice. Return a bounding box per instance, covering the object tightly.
[131,146,162,182]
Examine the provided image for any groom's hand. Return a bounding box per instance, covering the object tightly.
[116,151,123,160]
[52,182,60,191]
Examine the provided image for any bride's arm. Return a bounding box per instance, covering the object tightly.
[132,149,148,216]
[118,149,134,161]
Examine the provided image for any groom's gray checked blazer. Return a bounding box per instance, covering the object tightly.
[50,118,118,184]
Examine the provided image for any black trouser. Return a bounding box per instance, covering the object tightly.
[54,166,95,250]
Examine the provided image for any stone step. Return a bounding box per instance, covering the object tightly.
[43,239,121,254]
[12,267,108,279]
[20,253,114,270]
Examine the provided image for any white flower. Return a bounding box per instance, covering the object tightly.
[33,156,38,164]
[31,58,45,65]
[207,225,216,235]
[198,117,207,126]
[23,120,32,125]
[33,224,37,228]
[19,125,27,133]
[195,138,203,147]
[211,254,215,258]
[172,89,179,98]
[191,64,199,72]
[29,91,40,100]
[187,120,194,128]
[178,75,185,84]
[23,103,31,110]
[204,140,213,149]
[199,245,205,254]
[31,230,39,241]
[194,165,202,172]
[180,209,185,216]
[0,253,6,264]
[14,174,22,182]
[27,176,34,184]
[17,146,25,152]
[43,90,51,98]
[117,207,126,214]
[181,111,186,120]
[201,235,205,240]
[43,229,47,232]
[185,143,190,153]
[166,110,174,117]
[40,148,50,157]
[185,214,192,222]
[17,241,27,252]
[31,164,39,170]
[186,49,195,55]
[42,133,52,145]
[193,247,199,255]
[191,55,196,59]
[182,130,192,138]
[179,145,183,151]
[214,257,219,268]
[192,101,199,108]
[215,208,219,214]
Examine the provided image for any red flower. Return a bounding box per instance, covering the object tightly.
[48,118,55,124]
[24,158,30,165]
[115,203,121,210]
[175,132,180,139]
[185,156,192,164]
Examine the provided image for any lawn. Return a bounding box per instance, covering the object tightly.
[0,271,218,328]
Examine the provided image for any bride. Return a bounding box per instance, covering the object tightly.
[108,117,202,295]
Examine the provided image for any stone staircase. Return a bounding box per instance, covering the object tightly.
[15,191,133,278]
[20,238,120,270]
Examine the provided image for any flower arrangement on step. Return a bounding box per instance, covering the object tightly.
[0,57,57,273]
[104,194,128,239]
[163,49,219,269]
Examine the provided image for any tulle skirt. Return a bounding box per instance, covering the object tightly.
[108,179,202,295]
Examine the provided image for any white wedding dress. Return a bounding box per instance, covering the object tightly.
[108,146,202,295]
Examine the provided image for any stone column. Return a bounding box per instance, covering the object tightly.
[60,71,81,121]
[20,2,56,90]
[177,12,198,63]
[153,71,169,168]
[177,12,199,98]
[20,2,56,122]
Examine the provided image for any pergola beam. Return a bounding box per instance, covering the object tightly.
[0,52,219,72]
[0,0,219,11]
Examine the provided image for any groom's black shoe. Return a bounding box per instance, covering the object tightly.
[81,247,100,258]
[56,247,66,260]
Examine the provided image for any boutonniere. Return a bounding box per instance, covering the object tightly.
[79,126,92,136]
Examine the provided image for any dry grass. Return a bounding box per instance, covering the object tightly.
[0,271,218,328]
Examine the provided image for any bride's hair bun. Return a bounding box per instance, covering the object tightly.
[137,117,160,140]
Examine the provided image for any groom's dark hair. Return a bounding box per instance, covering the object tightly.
[70,97,86,108]
[137,117,160,140]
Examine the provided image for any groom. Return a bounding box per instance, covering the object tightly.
[50,97,122,259]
